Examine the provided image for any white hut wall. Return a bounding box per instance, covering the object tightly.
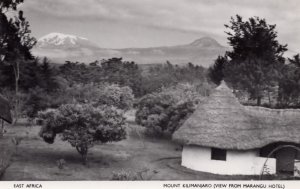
[182,145,276,175]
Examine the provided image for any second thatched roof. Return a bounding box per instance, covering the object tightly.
[0,94,12,124]
[173,81,300,150]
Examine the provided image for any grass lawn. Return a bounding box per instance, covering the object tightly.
[0,120,279,181]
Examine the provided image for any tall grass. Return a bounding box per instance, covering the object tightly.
[0,146,13,179]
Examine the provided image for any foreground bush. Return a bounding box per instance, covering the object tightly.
[38,104,127,164]
[111,168,156,180]
[111,170,139,180]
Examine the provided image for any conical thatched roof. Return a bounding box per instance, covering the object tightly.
[173,81,300,150]
[0,94,12,124]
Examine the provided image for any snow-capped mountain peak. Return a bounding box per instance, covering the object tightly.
[36,32,97,49]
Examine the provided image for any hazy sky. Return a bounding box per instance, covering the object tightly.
[21,0,300,53]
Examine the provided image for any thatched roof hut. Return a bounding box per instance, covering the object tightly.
[173,81,300,175]
[173,81,300,150]
[0,94,12,124]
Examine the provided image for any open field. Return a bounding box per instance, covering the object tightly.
[0,121,275,181]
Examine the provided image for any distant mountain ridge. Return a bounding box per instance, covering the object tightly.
[189,37,223,48]
[33,32,229,67]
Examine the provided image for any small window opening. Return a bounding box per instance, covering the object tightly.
[211,148,226,161]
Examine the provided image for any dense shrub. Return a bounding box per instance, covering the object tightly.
[61,83,102,104]
[24,83,134,120]
[38,104,127,164]
[135,83,205,136]
[135,92,176,135]
[24,87,53,119]
[62,83,134,110]
[96,84,134,110]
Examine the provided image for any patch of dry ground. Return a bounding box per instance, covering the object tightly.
[0,123,260,180]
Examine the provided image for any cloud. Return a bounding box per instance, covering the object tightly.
[22,0,300,32]
[21,0,300,51]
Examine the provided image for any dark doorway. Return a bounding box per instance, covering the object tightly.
[259,142,300,176]
[276,148,297,175]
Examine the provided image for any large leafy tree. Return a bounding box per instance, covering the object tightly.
[101,58,143,97]
[223,15,287,105]
[277,54,300,107]
[39,57,59,92]
[59,61,96,85]
[0,0,36,121]
[141,61,206,95]
[0,0,36,60]
[38,104,127,164]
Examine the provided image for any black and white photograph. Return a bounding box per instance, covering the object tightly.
[1,0,300,183]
